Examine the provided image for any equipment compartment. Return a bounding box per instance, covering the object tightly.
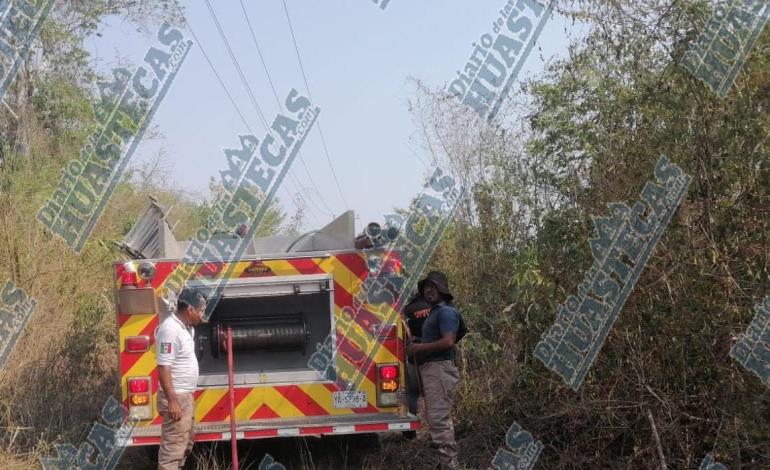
[191,273,335,386]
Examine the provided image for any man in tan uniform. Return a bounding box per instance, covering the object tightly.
[406,271,461,469]
[156,287,206,470]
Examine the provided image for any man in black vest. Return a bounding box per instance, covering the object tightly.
[406,271,461,470]
[403,293,431,416]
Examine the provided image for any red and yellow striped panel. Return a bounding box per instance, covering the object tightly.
[116,251,406,428]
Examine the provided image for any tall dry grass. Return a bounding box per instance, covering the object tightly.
[0,91,215,466]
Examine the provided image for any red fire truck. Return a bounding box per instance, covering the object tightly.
[114,198,419,446]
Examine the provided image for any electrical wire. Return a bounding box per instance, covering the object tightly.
[176,4,307,225]
[208,1,340,227]
[238,0,336,218]
[177,10,253,137]
[203,0,333,228]
[203,0,273,132]
[280,0,350,210]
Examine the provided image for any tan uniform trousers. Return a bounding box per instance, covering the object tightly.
[420,360,460,469]
[157,391,195,470]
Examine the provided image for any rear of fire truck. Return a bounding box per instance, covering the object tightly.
[114,198,419,447]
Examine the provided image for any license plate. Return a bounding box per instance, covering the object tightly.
[332,391,368,409]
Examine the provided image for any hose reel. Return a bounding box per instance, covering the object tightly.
[210,313,309,358]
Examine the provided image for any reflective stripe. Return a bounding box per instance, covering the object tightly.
[130,420,420,446]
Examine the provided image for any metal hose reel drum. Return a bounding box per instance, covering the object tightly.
[211,313,310,358]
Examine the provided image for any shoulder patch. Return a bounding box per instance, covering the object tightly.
[160,342,172,354]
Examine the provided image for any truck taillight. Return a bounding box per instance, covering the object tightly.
[127,376,152,420]
[379,365,398,380]
[125,336,150,353]
[376,364,400,407]
[381,380,398,392]
[128,378,149,393]
[367,255,383,274]
[130,394,150,405]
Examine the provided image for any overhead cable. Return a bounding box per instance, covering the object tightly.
[176,5,309,225]
[238,0,336,218]
[281,0,350,210]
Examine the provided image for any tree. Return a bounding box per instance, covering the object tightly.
[413,0,770,467]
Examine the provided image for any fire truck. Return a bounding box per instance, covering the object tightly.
[113,198,419,447]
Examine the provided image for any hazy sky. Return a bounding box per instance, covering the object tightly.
[86,0,580,234]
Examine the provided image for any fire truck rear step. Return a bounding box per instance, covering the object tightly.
[124,413,421,445]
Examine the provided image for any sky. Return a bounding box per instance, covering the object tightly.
[86,0,581,235]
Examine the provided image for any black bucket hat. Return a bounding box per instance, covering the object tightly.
[417,271,454,302]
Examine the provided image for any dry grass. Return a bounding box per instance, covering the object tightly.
[0,449,40,469]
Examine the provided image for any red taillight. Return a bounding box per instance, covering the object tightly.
[120,269,138,287]
[127,375,153,420]
[128,378,149,393]
[125,336,150,353]
[379,365,398,380]
[377,364,400,406]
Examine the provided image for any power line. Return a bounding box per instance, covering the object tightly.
[239,0,334,217]
[177,10,252,135]
[201,1,332,225]
[286,172,330,227]
[238,0,336,218]
[281,0,350,210]
[237,0,282,108]
[176,5,309,226]
[202,0,332,226]
[203,0,272,132]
